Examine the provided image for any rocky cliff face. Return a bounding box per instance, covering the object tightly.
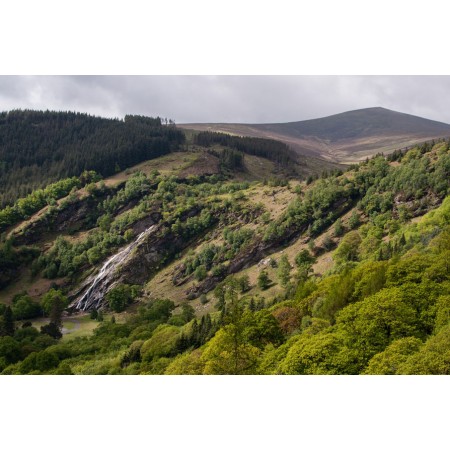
[69,205,210,310]
[12,193,111,246]
[184,196,356,299]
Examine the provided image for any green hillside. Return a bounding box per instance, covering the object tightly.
[0,110,185,207]
[1,123,450,374]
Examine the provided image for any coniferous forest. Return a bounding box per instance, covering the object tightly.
[194,131,296,166]
[0,110,185,207]
[0,110,450,375]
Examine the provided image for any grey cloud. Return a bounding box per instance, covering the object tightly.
[1,75,450,124]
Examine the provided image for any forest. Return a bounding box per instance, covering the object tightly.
[0,110,185,206]
[0,117,450,374]
[194,131,297,166]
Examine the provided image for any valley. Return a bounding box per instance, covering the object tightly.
[1,110,450,375]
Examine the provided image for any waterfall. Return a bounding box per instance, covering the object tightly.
[74,224,157,311]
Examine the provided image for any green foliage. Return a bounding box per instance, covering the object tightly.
[295,249,316,267]
[103,172,152,214]
[14,326,40,343]
[311,272,356,323]
[243,310,284,349]
[182,226,254,279]
[97,213,112,231]
[0,176,82,231]
[351,261,387,301]
[0,110,184,208]
[358,150,450,220]
[140,325,180,361]
[0,307,15,337]
[11,294,42,320]
[364,337,423,374]
[40,322,63,340]
[334,230,361,264]
[223,227,254,253]
[336,288,420,360]
[201,326,261,375]
[164,349,204,375]
[334,218,344,236]
[397,325,450,374]
[194,131,296,166]
[35,229,127,278]
[0,241,40,289]
[194,265,207,281]
[184,245,220,280]
[294,250,316,280]
[106,284,140,312]
[41,289,69,316]
[257,270,271,290]
[237,275,250,293]
[277,328,353,375]
[348,210,361,229]
[181,304,195,321]
[263,176,357,243]
[386,254,434,286]
[139,299,175,323]
[0,336,22,368]
[277,254,291,287]
[219,148,244,171]
[434,295,450,333]
[121,340,144,368]
[18,349,60,374]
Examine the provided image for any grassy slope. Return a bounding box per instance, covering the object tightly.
[0,150,210,304]
[0,147,294,306]
[2,140,450,372]
[0,147,310,341]
[2,140,447,343]
[144,143,449,307]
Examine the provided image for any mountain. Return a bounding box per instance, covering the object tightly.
[179,107,450,163]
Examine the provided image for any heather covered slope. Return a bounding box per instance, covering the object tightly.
[180,107,450,163]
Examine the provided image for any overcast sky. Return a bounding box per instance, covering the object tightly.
[1,75,450,125]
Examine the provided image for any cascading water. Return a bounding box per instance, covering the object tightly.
[74,224,157,311]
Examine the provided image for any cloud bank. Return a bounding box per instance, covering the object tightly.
[1,75,450,124]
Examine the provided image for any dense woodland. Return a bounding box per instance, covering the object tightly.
[0,115,450,374]
[194,131,297,167]
[0,110,185,206]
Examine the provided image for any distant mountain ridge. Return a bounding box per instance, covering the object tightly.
[179,107,450,163]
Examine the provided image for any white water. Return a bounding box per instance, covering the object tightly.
[75,225,157,311]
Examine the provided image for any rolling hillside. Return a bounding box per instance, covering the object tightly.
[1,113,450,375]
[179,107,450,163]
[0,110,342,208]
[0,110,185,207]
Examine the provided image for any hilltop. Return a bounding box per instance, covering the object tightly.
[179,107,450,163]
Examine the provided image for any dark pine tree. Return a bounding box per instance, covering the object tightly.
[1,306,15,336]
